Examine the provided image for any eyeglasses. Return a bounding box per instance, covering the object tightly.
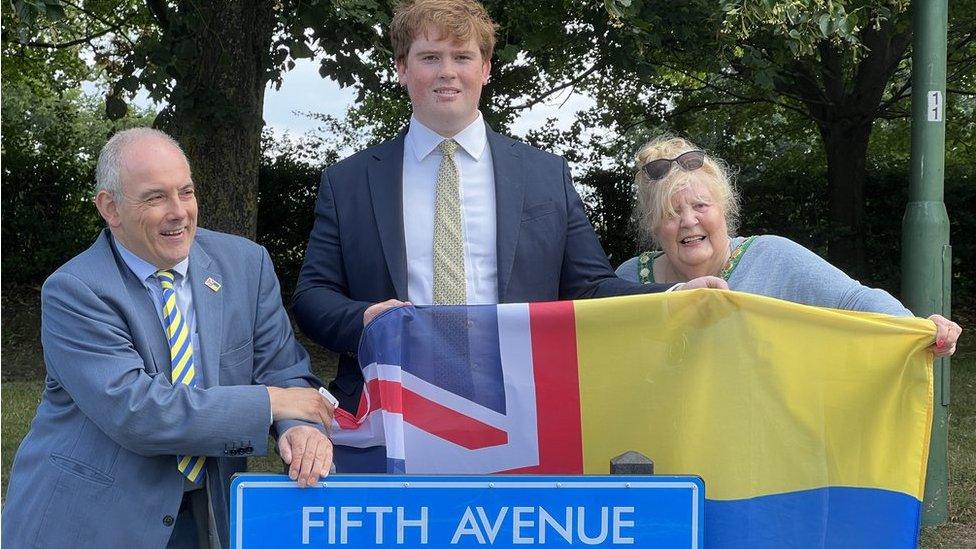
[641,150,705,181]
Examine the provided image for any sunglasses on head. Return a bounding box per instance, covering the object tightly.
[641,150,705,181]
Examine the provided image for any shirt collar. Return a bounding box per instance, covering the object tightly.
[114,236,190,286]
[406,113,487,162]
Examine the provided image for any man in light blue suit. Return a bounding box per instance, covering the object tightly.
[3,128,335,548]
[293,0,725,471]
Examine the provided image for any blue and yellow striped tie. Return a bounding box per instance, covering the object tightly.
[156,269,207,484]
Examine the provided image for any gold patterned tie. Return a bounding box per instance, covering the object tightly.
[432,139,467,305]
[156,269,207,484]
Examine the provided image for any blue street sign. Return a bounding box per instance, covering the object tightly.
[230,474,704,548]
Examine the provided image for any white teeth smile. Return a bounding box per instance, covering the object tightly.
[161,229,184,236]
[681,236,706,244]
[435,89,460,95]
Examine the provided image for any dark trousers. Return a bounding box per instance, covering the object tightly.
[166,489,210,549]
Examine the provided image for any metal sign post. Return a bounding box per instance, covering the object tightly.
[903,0,951,526]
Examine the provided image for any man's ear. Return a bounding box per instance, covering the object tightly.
[482,58,491,85]
[94,190,121,228]
[395,59,407,86]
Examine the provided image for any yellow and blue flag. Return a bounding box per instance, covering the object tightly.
[334,290,935,547]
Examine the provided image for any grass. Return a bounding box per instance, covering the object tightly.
[920,350,976,547]
[1,380,42,497]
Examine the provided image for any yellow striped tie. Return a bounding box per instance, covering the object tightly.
[157,270,207,484]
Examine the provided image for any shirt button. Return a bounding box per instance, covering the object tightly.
[163,515,175,527]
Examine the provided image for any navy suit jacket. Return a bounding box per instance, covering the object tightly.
[3,229,319,549]
[293,128,668,411]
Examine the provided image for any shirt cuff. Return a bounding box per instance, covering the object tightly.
[265,386,273,424]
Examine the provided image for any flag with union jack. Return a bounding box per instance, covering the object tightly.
[331,302,579,473]
[328,292,935,548]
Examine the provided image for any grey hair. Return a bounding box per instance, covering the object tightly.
[95,127,187,200]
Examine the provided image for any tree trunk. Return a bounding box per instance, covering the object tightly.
[816,119,873,279]
[155,1,275,239]
[799,21,910,280]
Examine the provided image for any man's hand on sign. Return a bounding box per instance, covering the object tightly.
[278,425,333,487]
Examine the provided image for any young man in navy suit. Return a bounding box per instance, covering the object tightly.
[292,0,726,467]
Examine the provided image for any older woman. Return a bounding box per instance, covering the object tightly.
[616,135,961,357]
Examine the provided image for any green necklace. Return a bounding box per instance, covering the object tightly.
[637,236,757,284]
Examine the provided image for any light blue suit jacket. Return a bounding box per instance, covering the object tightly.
[3,228,319,549]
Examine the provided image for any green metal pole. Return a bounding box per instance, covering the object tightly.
[903,0,950,527]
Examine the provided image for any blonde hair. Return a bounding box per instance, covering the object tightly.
[390,0,497,63]
[634,135,740,248]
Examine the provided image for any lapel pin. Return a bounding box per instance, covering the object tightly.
[204,277,221,293]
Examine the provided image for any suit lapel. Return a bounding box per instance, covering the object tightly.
[490,129,525,302]
[367,131,409,300]
[105,231,170,378]
[188,242,221,389]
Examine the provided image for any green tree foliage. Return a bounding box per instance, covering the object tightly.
[2,84,101,283]
[1,60,154,284]
[601,0,975,277]
[4,0,973,309]
[4,0,386,237]
[256,114,367,294]
[340,0,645,140]
[295,0,971,299]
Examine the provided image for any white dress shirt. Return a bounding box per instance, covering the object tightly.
[402,114,498,305]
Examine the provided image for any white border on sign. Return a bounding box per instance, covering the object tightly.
[234,479,701,548]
